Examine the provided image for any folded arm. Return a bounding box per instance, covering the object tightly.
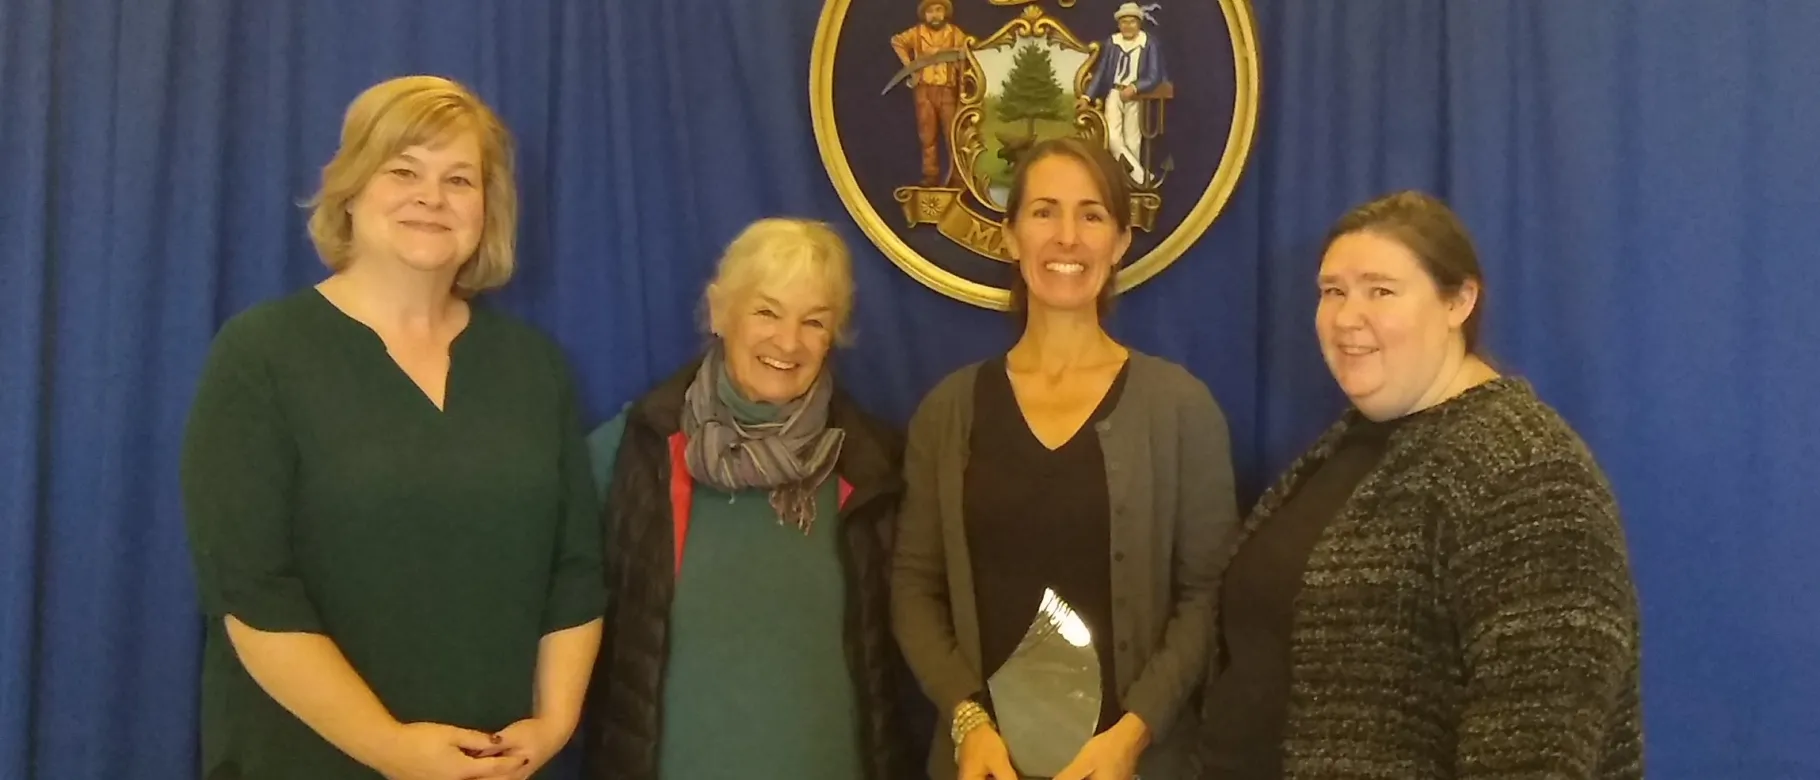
[180,325,468,769]
[1121,383,1239,740]
[1449,457,1641,778]
[890,379,982,713]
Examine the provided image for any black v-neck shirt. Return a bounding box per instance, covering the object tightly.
[963,355,1130,733]
[180,289,604,779]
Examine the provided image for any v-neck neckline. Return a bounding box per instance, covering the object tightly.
[1000,356,1131,453]
[307,287,476,416]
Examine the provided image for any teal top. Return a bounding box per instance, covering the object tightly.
[181,289,605,780]
[588,411,865,780]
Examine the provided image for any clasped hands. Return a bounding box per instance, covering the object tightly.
[960,712,1150,780]
[373,716,569,780]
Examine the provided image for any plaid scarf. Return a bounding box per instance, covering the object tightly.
[679,347,845,533]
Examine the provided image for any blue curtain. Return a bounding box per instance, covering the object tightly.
[1,1,1814,778]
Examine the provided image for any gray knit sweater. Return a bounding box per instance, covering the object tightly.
[1200,377,1643,779]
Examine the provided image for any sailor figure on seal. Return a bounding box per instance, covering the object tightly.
[1081,3,1168,184]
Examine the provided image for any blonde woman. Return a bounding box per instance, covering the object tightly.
[181,76,604,780]
[581,218,916,780]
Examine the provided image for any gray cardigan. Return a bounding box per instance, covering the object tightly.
[1205,377,1644,778]
[890,352,1241,780]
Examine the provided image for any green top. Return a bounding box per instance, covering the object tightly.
[181,289,605,780]
[588,412,864,780]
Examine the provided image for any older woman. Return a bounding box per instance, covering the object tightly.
[180,76,604,780]
[893,137,1240,780]
[579,218,915,780]
[1196,191,1643,779]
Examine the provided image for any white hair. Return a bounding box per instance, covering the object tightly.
[703,218,856,344]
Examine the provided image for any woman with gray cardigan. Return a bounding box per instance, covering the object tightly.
[891,137,1240,780]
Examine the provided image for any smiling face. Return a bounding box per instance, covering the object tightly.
[1316,230,1479,420]
[715,278,837,405]
[1003,153,1132,317]
[346,131,486,277]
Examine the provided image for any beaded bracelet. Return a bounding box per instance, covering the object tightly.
[950,699,995,762]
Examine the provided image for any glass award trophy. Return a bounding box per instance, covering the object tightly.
[987,587,1102,779]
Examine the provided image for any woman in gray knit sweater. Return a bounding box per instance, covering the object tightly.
[1197,192,1643,779]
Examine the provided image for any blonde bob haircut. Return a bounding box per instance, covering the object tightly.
[305,75,518,296]
[704,218,857,345]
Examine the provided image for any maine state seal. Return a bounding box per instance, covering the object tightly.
[811,0,1260,309]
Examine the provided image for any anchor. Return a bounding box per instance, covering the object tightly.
[1135,81,1173,188]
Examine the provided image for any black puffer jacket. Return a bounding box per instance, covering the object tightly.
[580,358,921,780]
